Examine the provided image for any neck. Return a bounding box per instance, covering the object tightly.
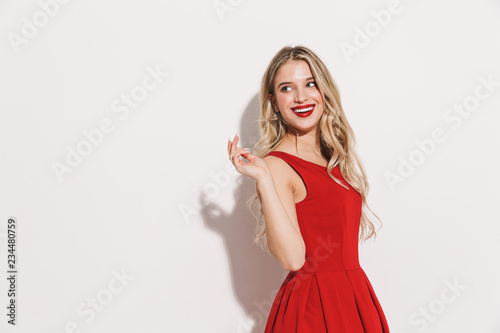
[282,125,322,156]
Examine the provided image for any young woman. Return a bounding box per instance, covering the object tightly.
[227,45,390,332]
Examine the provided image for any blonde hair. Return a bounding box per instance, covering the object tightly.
[247,45,382,252]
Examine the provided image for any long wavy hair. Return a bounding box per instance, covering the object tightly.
[247,45,383,253]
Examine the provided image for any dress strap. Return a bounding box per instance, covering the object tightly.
[265,151,345,184]
[265,151,307,170]
[265,151,327,170]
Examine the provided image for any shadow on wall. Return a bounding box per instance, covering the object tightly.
[199,93,287,333]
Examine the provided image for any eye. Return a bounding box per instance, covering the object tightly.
[281,86,292,92]
[307,81,317,88]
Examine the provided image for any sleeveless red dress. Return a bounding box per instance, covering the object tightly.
[263,151,390,332]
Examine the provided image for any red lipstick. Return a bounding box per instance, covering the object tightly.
[291,104,315,118]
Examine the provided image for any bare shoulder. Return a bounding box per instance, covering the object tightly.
[261,154,296,189]
[263,155,291,175]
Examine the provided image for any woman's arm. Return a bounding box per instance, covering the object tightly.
[256,156,306,271]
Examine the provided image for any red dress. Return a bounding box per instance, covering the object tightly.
[263,151,390,332]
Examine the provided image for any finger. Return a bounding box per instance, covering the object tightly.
[229,147,249,165]
[231,135,239,156]
[229,147,239,164]
[230,135,236,154]
[229,147,245,160]
[240,150,254,162]
[229,137,236,156]
[231,151,244,170]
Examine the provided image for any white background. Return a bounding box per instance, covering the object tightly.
[1,0,499,332]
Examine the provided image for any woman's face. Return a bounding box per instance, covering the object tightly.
[270,60,324,134]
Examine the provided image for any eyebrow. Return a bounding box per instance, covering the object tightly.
[277,76,315,89]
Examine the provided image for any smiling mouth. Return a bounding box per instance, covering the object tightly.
[292,104,315,113]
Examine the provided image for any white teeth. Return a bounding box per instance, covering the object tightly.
[293,106,314,113]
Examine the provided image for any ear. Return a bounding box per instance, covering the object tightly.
[269,94,278,111]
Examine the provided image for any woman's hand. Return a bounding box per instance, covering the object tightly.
[228,134,270,181]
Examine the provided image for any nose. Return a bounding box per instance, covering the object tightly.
[295,87,307,103]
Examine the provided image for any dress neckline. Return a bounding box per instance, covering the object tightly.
[270,150,328,168]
